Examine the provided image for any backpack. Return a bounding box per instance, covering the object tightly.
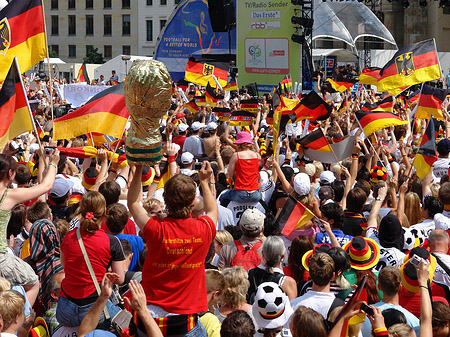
[231,240,263,271]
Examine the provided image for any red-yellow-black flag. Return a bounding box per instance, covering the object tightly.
[413,118,437,180]
[0,59,33,148]
[417,84,448,120]
[183,99,199,114]
[275,196,315,236]
[240,98,259,114]
[327,78,357,93]
[358,67,381,86]
[213,107,230,121]
[224,81,238,91]
[293,91,332,122]
[361,39,441,92]
[53,84,129,140]
[185,59,228,88]
[229,110,254,127]
[205,82,224,107]
[355,110,408,136]
[297,128,333,152]
[77,62,90,83]
[0,0,46,82]
[361,94,394,113]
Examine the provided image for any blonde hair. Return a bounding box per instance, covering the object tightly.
[0,290,25,330]
[79,191,106,234]
[221,267,250,308]
[313,162,324,177]
[404,192,423,226]
[388,323,414,337]
[205,269,225,294]
[142,198,163,214]
[215,230,233,246]
[294,187,314,209]
[0,277,11,292]
[430,183,440,198]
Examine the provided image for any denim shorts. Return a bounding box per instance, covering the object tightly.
[219,189,262,204]
[136,318,206,337]
[56,296,121,329]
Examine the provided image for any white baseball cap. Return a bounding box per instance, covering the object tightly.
[319,171,336,185]
[191,121,206,131]
[178,123,188,133]
[293,173,311,196]
[207,122,218,131]
[181,152,194,164]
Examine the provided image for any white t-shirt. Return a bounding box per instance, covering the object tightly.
[366,227,406,272]
[182,135,204,157]
[290,291,336,319]
[433,252,450,287]
[217,205,234,230]
[433,157,450,180]
[226,200,266,225]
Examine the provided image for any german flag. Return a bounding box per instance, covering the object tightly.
[297,128,333,152]
[183,99,199,114]
[229,110,254,127]
[338,97,348,114]
[77,62,90,83]
[184,59,228,88]
[358,67,381,86]
[368,39,440,92]
[266,110,274,125]
[112,79,119,85]
[57,146,98,159]
[416,84,448,120]
[355,110,408,136]
[0,59,33,148]
[361,94,394,113]
[275,196,315,236]
[205,82,223,107]
[272,90,297,131]
[327,78,357,93]
[194,96,206,106]
[175,79,189,92]
[240,98,259,114]
[213,107,230,121]
[293,91,332,122]
[224,81,238,91]
[53,83,129,140]
[414,118,437,180]
[0,0,46,83]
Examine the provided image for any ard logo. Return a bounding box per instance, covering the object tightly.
[203,64,214,76]
[395,52,415,77]
[0,17,10,56]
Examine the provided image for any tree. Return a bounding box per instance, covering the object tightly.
[83,48,104,64]
[49,47,58,58]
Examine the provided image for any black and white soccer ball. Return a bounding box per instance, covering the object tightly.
[255,282,286,317]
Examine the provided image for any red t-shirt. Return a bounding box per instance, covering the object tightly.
[141,215,216,314]
[101,218,137,235]
[172,136,187,155]
[399,282,446,318]
[234,153,260,191]
[60,228,125,299]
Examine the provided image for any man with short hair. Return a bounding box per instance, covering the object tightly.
[47,178,73,220]
[314,203,352,246]
[290,253,343,319]
[180,152,195,177]
[429,230,450,288]
[361,266,419,336]
[183,121,206,157]
[217,208,265,270]
[433,138,450,181]
[202,122,219,159]
[173,123,188,155]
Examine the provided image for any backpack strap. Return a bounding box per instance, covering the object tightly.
[432,253,450,277]
[251,241,263,251]
[234,240,244,251]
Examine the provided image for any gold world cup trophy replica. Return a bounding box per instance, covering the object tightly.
[124,60,172,165]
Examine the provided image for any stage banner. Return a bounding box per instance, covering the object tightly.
[237,0,300,93]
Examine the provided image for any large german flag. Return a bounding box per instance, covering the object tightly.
[229,110,254,127]
[356,110,408,136]
[414,118,437,180]
[275,196,315,236]
[293,91,332,122]
[358,67,381,86]
[53,83,129,140]
[0,0,46,83]
[77,62,90,83]
[327,78,357,93]
[416,84,448,120]
[0,59,33,148]
[184,59,228,88]
[297,128,333,152]
[361,94,394,113]
[183,99,199,114]
[374,39,440,92]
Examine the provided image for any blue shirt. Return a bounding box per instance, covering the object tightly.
[315,229,353,247]
[115,234,144,271]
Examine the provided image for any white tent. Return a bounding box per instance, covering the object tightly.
[94,55,153,82]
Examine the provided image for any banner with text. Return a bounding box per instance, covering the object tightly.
[62,84,109,108]
[237,1,300,93]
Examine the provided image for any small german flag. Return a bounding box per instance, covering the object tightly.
[266,110,274,125]
[0,0,47,82]
[361,94,394,113]
[213,107,230,121]
[355,110,408,136]
[224,81,238,91]
[297,128,333,152]
[0,58,33,148]
[417,84,448,120]
[229,110,254,127]
[205,82,223,107]
[184,58,228,88]
[327,78,357,93]
[358,67,381,86]
[414,118,437,180]
[338,97,348,114]
[275,195,315,236]
[77,62,90,83]
[194,96,206,106]
[293,91,332,122]
[183,99,199,114]
[175,79,189,92]
[240,98,259,114]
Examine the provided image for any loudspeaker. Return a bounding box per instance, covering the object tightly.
[208,0,236,32]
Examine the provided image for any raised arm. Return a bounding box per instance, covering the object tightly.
[397,179,408,226]
[417,260,432,337]
[127,164,150,231]
[199,161,218,224]
[368,184,387,229]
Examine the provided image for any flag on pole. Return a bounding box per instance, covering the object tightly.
[361,94,394,113]
[0,0,47,82]
[301,136,357,164]
[358,67,382,86]
[77,62,90,83]
[229,111,254,127]
[416,84,448,120]
[53,84,129,140]
[297,128,333,152]
[184,59,228,88]
[224,81,238,91]
[413,118,437,180]
[183,99,199,114]
[355,110,408,136]
[327,78,357,93]
[0,59,33,148]
[275,196,315,236]
[205,82,223,107]
[293,91,332,122]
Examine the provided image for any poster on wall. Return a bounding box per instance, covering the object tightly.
[237,1,301,93]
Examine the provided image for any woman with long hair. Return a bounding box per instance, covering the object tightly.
[404,192,423,227]
[0,150,60,306]
[56,191,126,328]
[283,235,312,293]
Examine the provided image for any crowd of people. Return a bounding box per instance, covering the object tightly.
[0,71,449,337]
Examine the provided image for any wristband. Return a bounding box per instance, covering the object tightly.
[373,328,388,337]
[168,155,176,163]
[49,163,57,169]
[216,155,222,159]
[388,157,394,163]
[283,159,290,165]
[419,285,428,289]
[351,154,358,159]
[110,168,117,173]
[152,177,161,183]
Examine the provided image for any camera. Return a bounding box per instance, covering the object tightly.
[410,255,422,266]
[360,303,374,317]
